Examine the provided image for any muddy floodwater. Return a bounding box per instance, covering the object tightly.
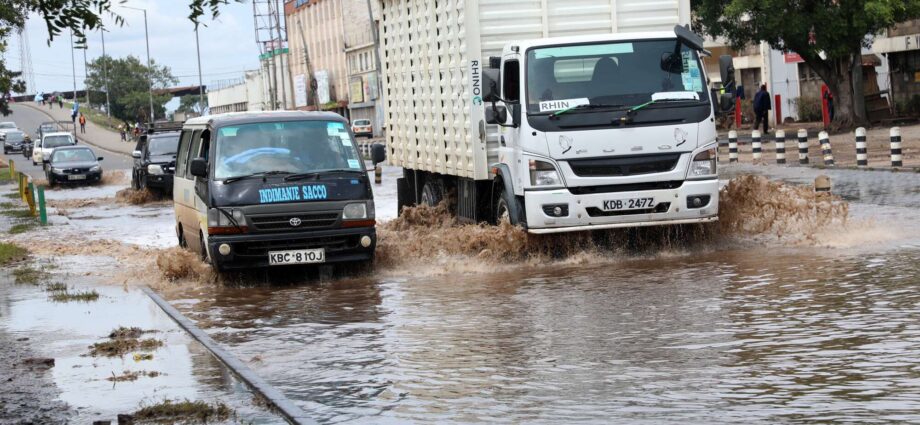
[156,166,920,423]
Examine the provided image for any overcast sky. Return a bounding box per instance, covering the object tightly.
[5,0,262,100]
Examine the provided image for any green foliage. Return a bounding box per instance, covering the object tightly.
[175,94,207,114]
[0,242,27,265]
[793,96,823,122]
[0,0,236,116]
[84,56,178,122]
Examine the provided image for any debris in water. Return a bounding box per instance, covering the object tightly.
[43,282,67,292]
[156,247,214,282]
[718,175,848,243]
[100,170,129,186]
[106,370,161,382]
[21,358,55,369]
[89,330,163,357]
[123,399,234,424]
[115,188,159,205]
[108,327,154,339]
[12,266,49,284]
[50,289,99,303]
[133,353,154,362]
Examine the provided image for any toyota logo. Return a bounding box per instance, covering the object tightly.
[289,217,302,227]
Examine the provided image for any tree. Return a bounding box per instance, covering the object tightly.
[0,0,232,115]
[693,0,920,127]
[84,56,177,122]
[176,94,208,115]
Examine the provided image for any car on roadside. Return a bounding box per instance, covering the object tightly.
[32,132,76,166]
[2,130,27,154]
[132,131,180,194]
[36,122,58,140]
[0,121,18,142]
[173,111,380,272]
[351,119,373,139]
[44,146,103,187]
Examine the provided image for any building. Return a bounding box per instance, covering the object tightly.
[284,0,350,117]
[207,55,293,115]
[342,0,383,137]
[872,19,920,109]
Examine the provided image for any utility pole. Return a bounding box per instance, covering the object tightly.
[83,46,89,106]
[272,0,288,109]
[366,0,384,134]
[296,17,319,107]
[100,28,111,117]
[195,27,205,113]
[70,31,77,103]
[122,6,155,123]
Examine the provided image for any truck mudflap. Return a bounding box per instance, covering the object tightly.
[523,178,719,234]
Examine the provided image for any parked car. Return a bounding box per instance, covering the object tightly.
[33,132,76,166]
[174,111,378,272]
[3,130,27,154]
[132,131,180,193]
[44,146,103,187]
[351,119,373,138]
[0,121,17,142]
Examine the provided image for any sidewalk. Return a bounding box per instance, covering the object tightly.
[20,103,133,156]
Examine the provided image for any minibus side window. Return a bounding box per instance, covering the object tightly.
[185,130,203,180]
[175,130,193,177]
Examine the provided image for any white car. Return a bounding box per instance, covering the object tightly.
[33,132,76,166]
[350,119,373,138]
[0,121,17,142]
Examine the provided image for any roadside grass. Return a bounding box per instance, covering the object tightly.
[44,282,67,292]
[89,326,163,357]
[2,192,20,199]
[109,326,154,339]
[0,201,16,209]
[10,220,38,234]
[1,209,34,219]
[68,102,122,133]
[50,290,100,303]
[129,400,234,424]
[0,242,28,265]
[12,265,50,285]
[0,172,10,183]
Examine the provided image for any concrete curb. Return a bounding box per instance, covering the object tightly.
[141,286,316,425]
[16,103,130,158]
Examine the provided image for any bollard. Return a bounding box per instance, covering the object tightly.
[815,175,831,192]
[891,127,902,167]
[819,131,834,166]
[728,130,738,163]
[37,186,47,225]
[855,127,868,168]
[374,165,382,185]
[8,159,14,179]
[798,129,809,165]
[718,137,728,161]
[26,182,36,215]
[752,130,763,163]
[775,130,786,164]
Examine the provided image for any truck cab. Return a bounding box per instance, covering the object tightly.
[483,29,726,233]
[173,111,378,272]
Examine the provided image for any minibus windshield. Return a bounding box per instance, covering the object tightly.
[214,120,363,181]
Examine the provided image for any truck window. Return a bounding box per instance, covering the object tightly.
[213,120,362,180]
[502,60,520,102]
[185,130,203,179]
[175,130,193,177]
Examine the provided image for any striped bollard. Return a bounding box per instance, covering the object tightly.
[891,127,902,167]
[775,130,786,164]
[797,129,809,165]
[855,127,868,168]
[751,130,763,163]
[819,131,834,166]
[728,130,738,163]
[718,137,728,161]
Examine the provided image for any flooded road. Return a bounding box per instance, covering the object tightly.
[159,165,920,423]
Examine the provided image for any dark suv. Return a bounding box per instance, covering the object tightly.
[132,131,180,194]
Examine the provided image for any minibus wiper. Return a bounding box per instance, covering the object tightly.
[223,170,293,184]
[283,169,365,181]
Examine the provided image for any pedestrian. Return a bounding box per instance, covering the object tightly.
[58,97,63,109]
[753,83,771,133]
[49,95,54,109]
[119,123,127,142]
[824,90,835,122]
[79,113,86,134]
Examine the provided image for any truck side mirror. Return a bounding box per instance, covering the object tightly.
[485,105,507,125]
[482,68,500,103]
[190,158,208,178]
[370,143,386,165]
[719,55,735,90]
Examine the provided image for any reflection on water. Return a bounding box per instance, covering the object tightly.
[167,245,920,423]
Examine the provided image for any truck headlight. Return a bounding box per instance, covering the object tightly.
[207,208,247,234]
[689,147,717,177]
[147,164,164,175]
[342,202,367,219]
[529,159,562,187]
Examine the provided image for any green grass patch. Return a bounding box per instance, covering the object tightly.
[130,400,233,424]
[1,209,34,219]
[2,192,20,199]
[9,221,38,234]
[89,337,162,357]
[44,282,67,292]
[0,172,10,183]
[0,242,28,265]
[50,290,99,303]
[0,201,17,209]
[12,266,49,284]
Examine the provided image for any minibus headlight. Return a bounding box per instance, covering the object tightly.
[529,159,562,187]
[690,147,717,177]
[343,203,367,220]
[207,208,248,234]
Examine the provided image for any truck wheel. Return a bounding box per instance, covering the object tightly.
[131,172,140,190]
[138,175,147,191]
[199,232,209,262]
[494,186,522,226]
[420,179,443,207]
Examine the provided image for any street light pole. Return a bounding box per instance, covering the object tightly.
[70,30,77,103]
[195,27,204,114]
[122,6,155,123]
[100,29,111,117]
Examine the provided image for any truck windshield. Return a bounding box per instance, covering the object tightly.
[148,135,179,155]
[214,120,363,180]
[43,135,73,148]
[526,40,708,114]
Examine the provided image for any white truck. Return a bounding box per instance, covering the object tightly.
[378,0,734,233]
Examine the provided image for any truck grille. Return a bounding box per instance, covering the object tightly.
[568,181,683,195]
[249,211,340,232]
[568,154,680,177]
[234,235,359,257]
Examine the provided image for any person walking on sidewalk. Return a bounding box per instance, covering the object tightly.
[753,84,771,133]
[79,113,86,134]
[119,123,127,142]
[58,97,63,109]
